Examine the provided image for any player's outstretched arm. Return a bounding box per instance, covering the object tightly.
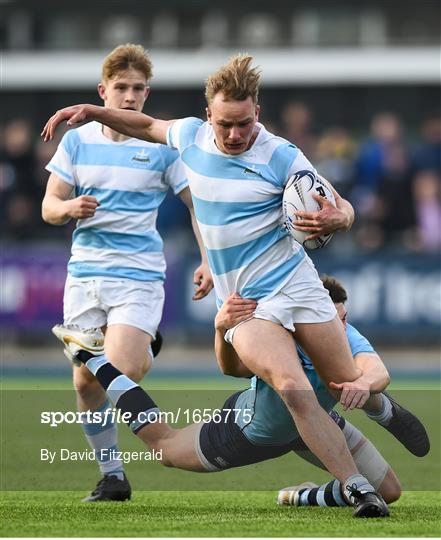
[214,294,256,378]
[41,104,172,144]
[294,176,354,241]
[329,352,390,410]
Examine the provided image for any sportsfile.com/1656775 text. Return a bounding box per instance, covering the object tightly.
[40,408,252,428]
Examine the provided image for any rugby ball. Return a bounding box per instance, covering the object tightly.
[283,171,336,250]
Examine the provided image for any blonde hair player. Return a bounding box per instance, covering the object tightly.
[42,44,212,502]
[44,53,388,516]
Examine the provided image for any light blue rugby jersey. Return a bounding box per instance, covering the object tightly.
[235,323,376,446]
[167,117,317,302]
[46,122,187,282]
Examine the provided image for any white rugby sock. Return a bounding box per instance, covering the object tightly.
[365,393,393,426]
[343,473,376,503]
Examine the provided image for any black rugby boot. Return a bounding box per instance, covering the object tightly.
[380,392,430,457]
[346,484,389,518]
[83,474,131,502]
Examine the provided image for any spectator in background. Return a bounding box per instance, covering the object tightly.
[2,108,439,254]
[280,102,317,160]
[412,116,441,174]
[410,170,441,252]
[407,116,441,252]
[314,127,357,199]
[0,119,40,239]
[352,113,413,250]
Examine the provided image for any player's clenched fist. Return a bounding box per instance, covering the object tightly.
[66,195,100,219]
[192,261,214,301]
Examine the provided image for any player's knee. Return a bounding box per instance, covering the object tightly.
[381,477,401,503]
[272,374,300,392]
[141,432,175,468]
[109,351,152,383]
[73,372,102,398]
[111,354,151,383]
[152,445,175,468]
[159,454,175,468]
[123,364,148,383]
[276,377,317,415]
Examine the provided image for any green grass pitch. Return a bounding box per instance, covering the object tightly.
[0,490,440,537]
[1,376,440,537]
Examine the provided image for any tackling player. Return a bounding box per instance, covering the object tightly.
[49,276,430,515]
[213,275,429,507]
[51,274,429,519]
[43,54,392,513]
[42,44,213,502]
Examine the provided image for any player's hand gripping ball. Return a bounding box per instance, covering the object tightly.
[283,171,336,249]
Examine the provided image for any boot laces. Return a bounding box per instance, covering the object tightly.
[346,483,363,499]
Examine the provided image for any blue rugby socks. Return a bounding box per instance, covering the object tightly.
[82,399,125,480]
[297,474,376,507]
[298,480,347,507]
[77,350,160,434]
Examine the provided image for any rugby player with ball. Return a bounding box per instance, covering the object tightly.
[50,274,429,518]
[43,53,391,516]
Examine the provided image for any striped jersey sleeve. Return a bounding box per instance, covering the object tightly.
[46,129,81,184]
[167,117,204,153]
[285,150,318,186]
[159,145,188,194]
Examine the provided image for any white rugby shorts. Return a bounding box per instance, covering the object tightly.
[224,257,336,344]
[63,275,164,338]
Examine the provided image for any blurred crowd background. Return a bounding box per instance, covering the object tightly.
[1,0,440,349]
[1,106,440,253]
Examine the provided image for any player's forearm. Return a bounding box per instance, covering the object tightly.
[355,353,390,393]
[320,177,354,231]
[335,195,354,231]
[190,212,208,264]
[42,195,72,225]
[91,106,161,143]
[214,329,253,378]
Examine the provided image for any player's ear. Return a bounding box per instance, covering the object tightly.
[255,104,260,121]
[144,86,151,100]
[97,82,106,102]
[206,107,212,124]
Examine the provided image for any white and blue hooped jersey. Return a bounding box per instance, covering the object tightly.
[167,117,316,303]
[235,323,376,446]
[46,122,187,282]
